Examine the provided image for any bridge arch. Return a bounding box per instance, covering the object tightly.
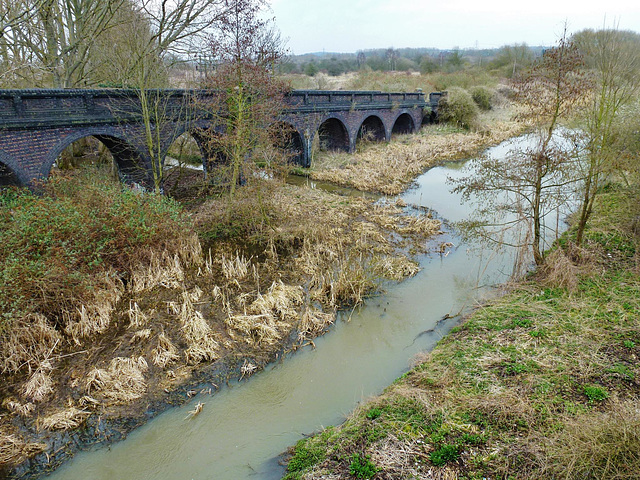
[391,113,416,136]
[161,122,232,181]
[357,115,386,145]
[0,150,27,187]
[271,121,305,165]
[317,117,350,153]
[42,127,151,188]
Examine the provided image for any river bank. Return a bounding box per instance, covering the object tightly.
[282,184,640,479]
[0,103,522,479]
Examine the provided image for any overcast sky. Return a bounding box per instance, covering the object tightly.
[269,0,640,54]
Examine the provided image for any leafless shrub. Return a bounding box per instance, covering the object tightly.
[85,356,148,404]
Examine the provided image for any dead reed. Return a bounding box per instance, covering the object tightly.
[0,430,46,466]
[40,407,90,431]
[85,356,148,404]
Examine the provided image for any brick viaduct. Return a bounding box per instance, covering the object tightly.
[0,89,442,189]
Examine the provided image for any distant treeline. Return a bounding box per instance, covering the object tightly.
[279,45,547,78]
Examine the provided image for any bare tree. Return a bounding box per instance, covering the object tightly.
[452,32,591,267]
[201,0,288,200]
[572,27,640,245]
[0,0,126,87]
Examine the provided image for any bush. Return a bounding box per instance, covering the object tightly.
[0,169,191,334]
[470,86,493,110]
[436,87,479,130]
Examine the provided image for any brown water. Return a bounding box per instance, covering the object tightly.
[45,135,548,480]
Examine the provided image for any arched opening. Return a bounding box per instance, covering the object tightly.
[0,162,21,188]
[357,116,386,146]
[271,122,304,165]
[317,118,349,153]
[187,128,236,188]
[163,132,207,198]
[391,113,415,137]
[421,110,436,126]
[51,136,120,185]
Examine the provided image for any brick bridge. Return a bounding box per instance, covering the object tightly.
[0,89,442,188]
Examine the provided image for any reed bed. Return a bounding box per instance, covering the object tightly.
[310,118,525,195]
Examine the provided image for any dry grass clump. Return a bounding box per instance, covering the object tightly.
[221,253,252,280]
[372,256,420,281]
[4,399,35,417]
[226,281,303,346]
[369,434,456,480]
[127,301,148,328]
[152,332,180,368]
[298,240,378,309]
[0,430,46,466]
[85,356,148,404]
[130,328,152,344]
[0,313,61,375]
[21,366,54,403]
[40,407,90,431]
[299,308,335,338]
[64,272,124,345]
[538,248,580,292]
[399,215,442,237]
[131,252,186,292]
[169,290,219,364]
[543,401,640,479]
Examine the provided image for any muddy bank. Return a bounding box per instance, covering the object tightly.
[0,175,442,479]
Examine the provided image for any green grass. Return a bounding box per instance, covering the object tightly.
[283,185,640,479]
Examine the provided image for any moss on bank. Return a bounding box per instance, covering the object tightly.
[283,187,640,479]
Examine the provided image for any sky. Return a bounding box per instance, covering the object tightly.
[269,0,640,54]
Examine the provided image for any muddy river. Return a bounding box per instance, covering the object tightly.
[45,135,558,480]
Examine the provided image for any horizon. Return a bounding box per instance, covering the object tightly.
[270,0,640,55]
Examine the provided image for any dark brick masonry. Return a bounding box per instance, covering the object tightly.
[0,89,439,188]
